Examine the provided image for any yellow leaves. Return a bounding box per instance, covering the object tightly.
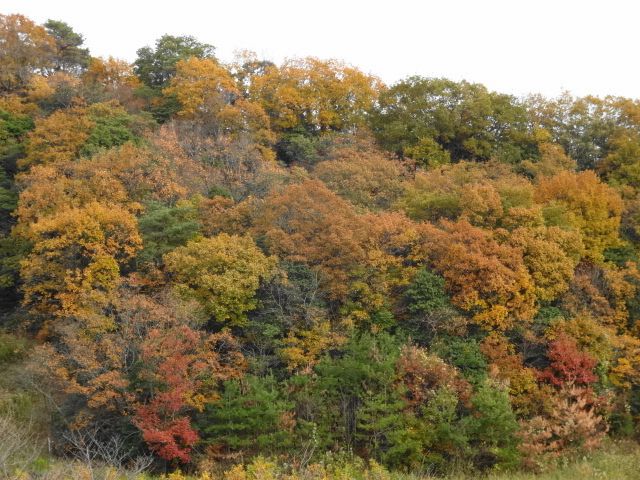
[459,183,504,227]
[21,106,94,168]
[473,305,509,331]
[0,14,55,92]
[166,57,240,118]
[84,56,141,90]
[166,57,276,174]
[250,57,382,132]
[519,142,577,179]
[609,337,640,390]
[164,234,277,325]
[279,321,343,373]
[536,170,623,262]
[21,202,142,322]
[508,226,582,303]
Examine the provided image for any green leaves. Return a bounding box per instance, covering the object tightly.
[134,34,215,88]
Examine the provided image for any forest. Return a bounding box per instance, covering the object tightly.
[2,11,640,480]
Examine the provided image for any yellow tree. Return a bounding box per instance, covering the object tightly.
[164,234,276,326]
[0,14,54,92]
[21,106,94,168]
[166,57,274,146]
[165,57,240,118]
[20,202,142,333]
[250,57,382,132]
[536,170,623,261]
[507,226,583,303]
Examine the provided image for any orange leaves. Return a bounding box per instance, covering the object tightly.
[0,14,55,92]
[254,179,369,300]
[20,202,141,323]
[415,219,536,330]
[134,327,245,462]
[313,135,405,210]
[518,386,608,471]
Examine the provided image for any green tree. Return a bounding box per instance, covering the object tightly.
[44,19,90,74]
[464,381,520,470]
[433,337,488,386]
[417,386,469,473]
[137,201,200,265]
[134,34,215,88]
[80,102,149,157]
[312,333,410,461]
[371,77,534,163]
[200,374,294,457]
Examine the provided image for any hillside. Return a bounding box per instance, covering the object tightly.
[2,12,640,479]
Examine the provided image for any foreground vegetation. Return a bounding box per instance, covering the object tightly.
[3,442,640,479]
[2,11,640,479]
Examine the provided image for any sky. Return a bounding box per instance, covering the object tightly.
[3,0,640,99]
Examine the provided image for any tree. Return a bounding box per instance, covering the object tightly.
[165,57,240,118]
[165,57,274,160]
[402,268,463,341]
[252,180,370,300]
[415,220,536,330]
[0,107,34,173]
[598,132,640,188]
[137,201,200,265]
[134,34,215,88]
[250,57,381,133]
[526,93,635,171]
[0,14,54,92]
[538,334,598,388]
[313,135,405,210]
[508,226,582,303]
[164,234,276,325]
[199,374,294,458]
[403,136,451,169]
[463,381,520,470]
[371,77,535,163]
[134,327,245,463]
[80,101,148,157]
[312,333,408,460]
[44,19,90,74]
[21,106,94,167]
[536,170,623,261]
[20,202,142,327]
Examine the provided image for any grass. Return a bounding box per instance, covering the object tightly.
[454,441,640,480]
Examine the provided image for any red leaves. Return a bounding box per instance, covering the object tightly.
[134,407,199,463]
[133,327,245,462]
[539,334,597,387]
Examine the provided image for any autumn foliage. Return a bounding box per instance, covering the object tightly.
[2,12,640,477]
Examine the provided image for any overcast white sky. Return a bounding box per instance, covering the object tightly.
[3,0,639,98]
